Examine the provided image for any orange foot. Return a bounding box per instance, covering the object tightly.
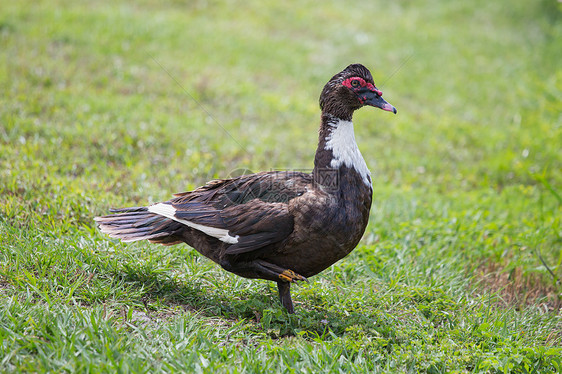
[279,269,308,283]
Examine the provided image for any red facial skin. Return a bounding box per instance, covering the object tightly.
[341,76,383,104]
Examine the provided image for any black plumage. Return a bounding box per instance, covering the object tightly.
[95,64,396,313]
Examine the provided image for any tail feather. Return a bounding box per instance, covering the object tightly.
[149,236,182,246]
[95,207,183,244]
[109,206,147,213]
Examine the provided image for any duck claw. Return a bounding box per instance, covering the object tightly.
[279,269,308,283]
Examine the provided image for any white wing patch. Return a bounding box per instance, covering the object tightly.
[148,203,239,244]
[324,119,372,186]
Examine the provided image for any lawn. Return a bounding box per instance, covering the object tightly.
[1,0,561,372]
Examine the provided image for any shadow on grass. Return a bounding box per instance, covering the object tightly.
[111,268,398,341]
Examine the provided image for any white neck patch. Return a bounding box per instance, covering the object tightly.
[324,119,372,187]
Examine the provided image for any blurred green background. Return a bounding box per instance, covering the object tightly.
[1,0,561,372]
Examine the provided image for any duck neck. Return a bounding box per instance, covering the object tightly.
[313,113,372,190]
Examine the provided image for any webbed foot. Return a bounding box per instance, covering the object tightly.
[279,269,308,283]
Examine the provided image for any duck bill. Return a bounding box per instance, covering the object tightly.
[364,91,397,114]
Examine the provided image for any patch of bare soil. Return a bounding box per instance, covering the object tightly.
[474,262,561,313]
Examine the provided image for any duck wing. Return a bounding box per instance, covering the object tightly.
[161,171,312,254]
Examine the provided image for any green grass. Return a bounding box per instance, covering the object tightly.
[1,0,561,372]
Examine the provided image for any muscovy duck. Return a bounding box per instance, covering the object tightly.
[95,63,396,313]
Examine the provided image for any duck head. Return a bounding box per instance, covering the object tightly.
[319,64,396,120]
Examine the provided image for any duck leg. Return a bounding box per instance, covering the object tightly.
[277,281,294,313]
[220,258,307,283]
[219,258,307,313]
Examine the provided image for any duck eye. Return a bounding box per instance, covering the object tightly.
[351,79,360,87]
